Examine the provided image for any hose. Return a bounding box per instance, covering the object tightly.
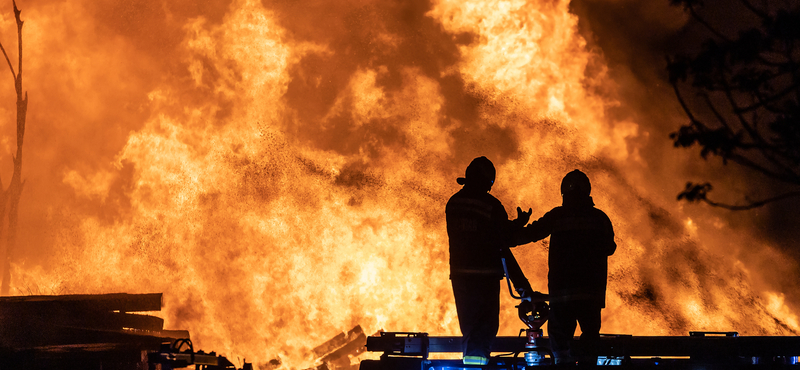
[501,256,524,300]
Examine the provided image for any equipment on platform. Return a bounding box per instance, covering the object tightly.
[502,247,551,367]
[361,250,800,369]
[361,331,800,369]
[148,338,251,370]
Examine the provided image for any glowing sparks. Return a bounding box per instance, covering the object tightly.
[765,292,800,332]
[685,218,697,234]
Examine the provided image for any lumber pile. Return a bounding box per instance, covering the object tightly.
[0,293,189,369]
[306,325,367,370]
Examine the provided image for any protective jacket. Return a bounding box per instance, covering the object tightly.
[519,195,615,306]
[446,187,517,279]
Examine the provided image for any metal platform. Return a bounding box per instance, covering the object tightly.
[360,331,800,369]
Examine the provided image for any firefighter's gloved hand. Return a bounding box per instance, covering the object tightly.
[528,291,549,302]
[519,288,548,301]
[515,207,532,227]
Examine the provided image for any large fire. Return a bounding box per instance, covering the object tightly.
[0,0,796,368]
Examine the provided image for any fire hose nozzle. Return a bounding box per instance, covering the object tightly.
[517,298,550,330]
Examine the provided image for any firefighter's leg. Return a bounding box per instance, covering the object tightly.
[452,276,499,365]
[466,278,500,362]
[576,305,602,366]
[548,301,578,365]
[452,277,476,361]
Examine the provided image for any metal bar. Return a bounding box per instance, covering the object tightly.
[367,333,800,357]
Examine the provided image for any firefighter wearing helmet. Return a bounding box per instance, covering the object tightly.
[518,169,616,365]
[445,156,531,365]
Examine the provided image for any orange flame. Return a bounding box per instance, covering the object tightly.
[0,0,797,368]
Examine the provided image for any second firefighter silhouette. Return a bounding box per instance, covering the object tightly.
[445,156,531,365]
[518,169,616,365]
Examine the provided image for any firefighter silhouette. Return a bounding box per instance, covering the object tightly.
[518,169,616,365]
[445,156,531,365]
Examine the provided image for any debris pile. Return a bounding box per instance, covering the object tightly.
[305,325,368,370]
[0,293,244,369]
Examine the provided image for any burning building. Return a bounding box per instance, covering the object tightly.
[0,0,795,368]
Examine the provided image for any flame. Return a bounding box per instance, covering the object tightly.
[0,0,797,368]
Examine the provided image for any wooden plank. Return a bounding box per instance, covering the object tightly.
[312,326,364,358]
[121,329,190,340]
[0,343,149,369]
[320,332,366,365]
[28,342,151,354]
[112,312,164,331]
[0,322,178,350]
[0,299,165,334]
[60,311,165,331]
[0,293,183,350]
[0,293,162,312]
[6,310,165,332]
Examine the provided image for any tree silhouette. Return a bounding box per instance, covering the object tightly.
[668,0,800,210]
[0,0,27,295]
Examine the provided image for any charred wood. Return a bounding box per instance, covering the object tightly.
[0,292,252,370]
[0,292,162,312]
[312,325,364,358]
[309,326,367,370]
[319,332,366,367]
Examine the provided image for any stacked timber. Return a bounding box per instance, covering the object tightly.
[0,293,189,369]
[306,325,367,370]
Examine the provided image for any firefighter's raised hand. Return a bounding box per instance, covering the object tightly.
[515,206,532,226]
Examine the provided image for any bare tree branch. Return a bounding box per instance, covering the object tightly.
[1,0,26,295]
[701,93,734,132]
[0,41,14,83]
[14,0,21,98]
[740,0,770,20]
[678,182,800,210]
[685,3,732,43]
[669,0,800,210]
[702,190,800,210]
[738,80,800,114]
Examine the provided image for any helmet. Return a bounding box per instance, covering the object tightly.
[457,156,496,186]
[560,169,591,196]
